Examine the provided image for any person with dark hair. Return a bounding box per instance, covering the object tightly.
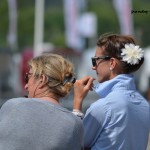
[73,33,150,150]
[0,53,83,150]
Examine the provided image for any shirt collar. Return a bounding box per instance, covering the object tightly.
[93,74,136,98]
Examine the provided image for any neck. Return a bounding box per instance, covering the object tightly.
[33,92,60,104]
[39,96,59,104]
[33,87,60,104]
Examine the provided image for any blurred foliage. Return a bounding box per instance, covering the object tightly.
[0,0,8,47]
[132,0,150,47]
[0,0,150,52]
[18,4,34,48]
[87,0,119,36]
[44,4,65,46]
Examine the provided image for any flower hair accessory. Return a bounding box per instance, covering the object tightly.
[121,43,144,65]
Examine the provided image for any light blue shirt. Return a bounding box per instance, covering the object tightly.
[83,74,150,150]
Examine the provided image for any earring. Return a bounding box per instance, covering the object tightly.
[110,68,112,71]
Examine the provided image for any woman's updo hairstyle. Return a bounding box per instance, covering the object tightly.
[29,53,75,98]
[97,33,144,74]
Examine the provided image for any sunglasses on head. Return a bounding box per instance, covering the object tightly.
[91,56,111,67]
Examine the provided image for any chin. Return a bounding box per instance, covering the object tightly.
[97,75,101,82]
[98,78,103,83]
[98,77,107,83]
[99,80,104,83]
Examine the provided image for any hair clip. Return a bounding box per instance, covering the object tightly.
[70,77,76,84]
[63,76,76,85]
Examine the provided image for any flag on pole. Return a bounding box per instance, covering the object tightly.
[113,0,134,35]
[63,0,86,51]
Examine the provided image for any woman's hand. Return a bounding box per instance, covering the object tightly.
[73,76,95,111]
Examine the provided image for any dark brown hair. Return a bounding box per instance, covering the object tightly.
[97,33,144,74]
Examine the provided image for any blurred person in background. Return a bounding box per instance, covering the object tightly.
[0,53,83,150]
[138,47,150,103]
[20,48,33,93]
[73,33,150,150]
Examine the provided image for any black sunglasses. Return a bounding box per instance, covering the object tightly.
[24,73,32,84]
[91,56,111,67]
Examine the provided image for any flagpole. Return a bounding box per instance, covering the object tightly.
[7,0,18,51]
[33,0,45,57]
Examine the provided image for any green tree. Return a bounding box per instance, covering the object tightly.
[0,0,150,52]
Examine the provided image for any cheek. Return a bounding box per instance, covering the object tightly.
[28,80,36,94]
[97,66,110,82]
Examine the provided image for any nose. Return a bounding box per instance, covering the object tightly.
[92,66,96,70]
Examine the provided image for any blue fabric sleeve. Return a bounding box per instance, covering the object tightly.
[83,100,111,148]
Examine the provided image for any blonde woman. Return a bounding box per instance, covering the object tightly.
[0,53,83,150]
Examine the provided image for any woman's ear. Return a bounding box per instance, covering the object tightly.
[109,58,122,74]
[38,74,48,88]
[109,58,117,70]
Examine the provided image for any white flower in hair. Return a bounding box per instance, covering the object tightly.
[121,43,144,65]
